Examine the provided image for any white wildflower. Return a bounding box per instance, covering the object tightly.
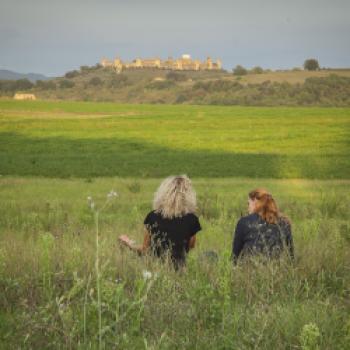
[87,196,95,210]
[107,190,118,199]
[142,270,152,280]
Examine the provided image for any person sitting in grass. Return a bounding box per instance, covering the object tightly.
[232,188,294,263]
[119,175,201,270]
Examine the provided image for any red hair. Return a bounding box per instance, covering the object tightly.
[248,188,279,224]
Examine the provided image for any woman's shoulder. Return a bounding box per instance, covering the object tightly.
[278,215,292,227]
[144,210,158,225]
[239,213,260,224]
[185,212,200,220]
[183,212,201,225]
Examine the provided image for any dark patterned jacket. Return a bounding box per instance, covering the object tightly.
[232,213,294,262]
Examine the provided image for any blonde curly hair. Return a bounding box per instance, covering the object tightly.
[153,175,197,219]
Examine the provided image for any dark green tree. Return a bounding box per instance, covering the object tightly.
[65,70,79,79]
[15,79,34,90]
[59,79,75,88]
[36,80,56,90]
[251,66,264,74]
[303,59,320,71]
[233,65,248,76]
[88,77,103,86]
[166,72,186,81]
[109,75,128,88]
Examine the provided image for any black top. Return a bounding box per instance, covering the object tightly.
[144,210,201,268]
[232,213,294,262]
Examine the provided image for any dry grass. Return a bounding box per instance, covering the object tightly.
[229,69,350,84]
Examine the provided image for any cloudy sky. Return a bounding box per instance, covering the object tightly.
[1,0,349,76]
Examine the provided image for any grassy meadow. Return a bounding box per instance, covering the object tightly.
[0,100,350,349]
[0,100,349,178]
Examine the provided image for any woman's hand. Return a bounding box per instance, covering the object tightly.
[118,229,151,254]
[118,234,135,247]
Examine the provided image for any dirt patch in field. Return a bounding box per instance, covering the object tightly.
[0,110,148,120]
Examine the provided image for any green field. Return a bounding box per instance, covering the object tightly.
[0,100,349,178]
[0,100,349,349]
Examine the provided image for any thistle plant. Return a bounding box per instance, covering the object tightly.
[300,322,321,350]
[87,190,118,350]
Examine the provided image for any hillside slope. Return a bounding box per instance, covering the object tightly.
[2,65,350,106]
[0,69,49,82]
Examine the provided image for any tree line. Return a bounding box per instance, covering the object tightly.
[233,59,320,76]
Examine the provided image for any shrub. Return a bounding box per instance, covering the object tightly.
[251,66,264,74]
[36,80,57,90]
[109,75,129,88]
[16,79,34,90]
[233,65,248,76]
[166,72,187,82]
[0,80,17,92]
[80,66,90,73]
[59,80,75,88]
[299,323,320,350]
[88,77,103,86]
[175,94,187,104]
[193,80,243,93]
[147,80,174,90]
[0,79,34,92]
[65,70,80,79]
[304,59,320,71]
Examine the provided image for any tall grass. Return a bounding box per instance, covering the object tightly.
[0,178,349,349]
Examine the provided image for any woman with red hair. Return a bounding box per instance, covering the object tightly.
[232,189,294,262]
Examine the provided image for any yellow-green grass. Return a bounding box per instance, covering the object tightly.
[1,100,349,348]
[0,176,349,348]
[227,69,350,84]
[0,100,349,179]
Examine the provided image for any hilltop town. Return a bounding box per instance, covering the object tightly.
[101,54,222,72]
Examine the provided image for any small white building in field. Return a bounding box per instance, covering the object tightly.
[14,93,36,100]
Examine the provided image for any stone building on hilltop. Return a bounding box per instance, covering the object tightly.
[101,54,222,72]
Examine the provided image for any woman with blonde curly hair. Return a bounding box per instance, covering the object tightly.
[232,188,294,263]
[119,175,201,269]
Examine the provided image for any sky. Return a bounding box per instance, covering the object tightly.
[1,0,349,76]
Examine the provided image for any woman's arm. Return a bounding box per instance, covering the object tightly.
[279,216,294,260]
[188,235,196,250]
[232,219,245,263]
[284,224,294,260]
[119,228,151,255]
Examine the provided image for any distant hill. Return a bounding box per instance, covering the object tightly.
[1,64,350,106]
[0,69,49,82]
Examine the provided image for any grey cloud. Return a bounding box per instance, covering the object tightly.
[0,0,349,75]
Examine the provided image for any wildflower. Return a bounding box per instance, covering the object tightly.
[87,196,95,210]
[142,270,152,280]
[107,190,118,199]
